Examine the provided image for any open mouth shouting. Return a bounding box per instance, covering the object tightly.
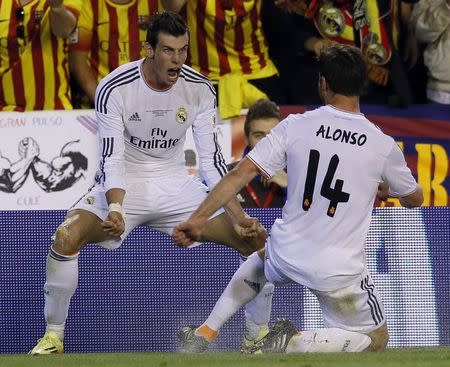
[167,67,181,82]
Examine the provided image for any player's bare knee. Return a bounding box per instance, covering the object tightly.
[52,216,84,254]
[52,226,79,254]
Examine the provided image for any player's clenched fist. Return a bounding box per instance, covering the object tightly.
[100,211,125,237]
[172,217,205,247]
[234,217,267,239]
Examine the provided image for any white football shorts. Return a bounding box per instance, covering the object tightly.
[71,174,222,249]
[265,259,385,334]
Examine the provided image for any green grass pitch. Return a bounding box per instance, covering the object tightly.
[2,348,450,367]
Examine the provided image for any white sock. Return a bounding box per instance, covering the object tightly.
[286,328,372,353]
[203,252,267,332]
[46,323,66,341]
[244,318,269,341]
[44,248,79,340]
[241,256,274,340]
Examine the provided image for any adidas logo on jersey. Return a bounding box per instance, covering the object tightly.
[128,112,141,122]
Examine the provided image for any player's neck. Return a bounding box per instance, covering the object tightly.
[326,95,360,114]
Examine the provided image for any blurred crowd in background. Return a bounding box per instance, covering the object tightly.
[0,0,449,116]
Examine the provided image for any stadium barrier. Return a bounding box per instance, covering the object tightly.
[0,207,449,353]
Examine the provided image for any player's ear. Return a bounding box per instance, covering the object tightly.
[144,42,155,59]
[319,74,327,93]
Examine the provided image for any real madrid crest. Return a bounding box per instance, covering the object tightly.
[318,4,345,38]
[362,33,389,65]
[176,106,187,124]
[366,43,388,65]
[84,196,95,205]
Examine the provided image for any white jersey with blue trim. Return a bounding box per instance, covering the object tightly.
[94,59,226,192]
[247,105,419,291]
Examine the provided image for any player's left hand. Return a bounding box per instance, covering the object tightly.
[235,217,268,251]
[233,216,265,238]
[101,211,125,237]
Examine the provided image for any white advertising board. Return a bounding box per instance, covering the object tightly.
[0,110,231,210]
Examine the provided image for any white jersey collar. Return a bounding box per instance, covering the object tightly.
[324,104,366,119]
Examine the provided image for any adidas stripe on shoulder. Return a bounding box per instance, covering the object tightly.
[96,64,140,114]
[180,66,216,98]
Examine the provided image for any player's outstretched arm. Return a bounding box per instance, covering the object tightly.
[222,196,266,239]
[172,157,260,246]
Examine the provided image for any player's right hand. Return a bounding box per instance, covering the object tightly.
[101,211,125,237]
[377,181,390,201]
[172,219,203,247]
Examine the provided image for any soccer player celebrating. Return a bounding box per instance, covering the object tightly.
[29,12,265,355]
[173,44,424,353]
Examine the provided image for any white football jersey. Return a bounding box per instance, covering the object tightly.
[248,105,418,291]
[94,59,226,192]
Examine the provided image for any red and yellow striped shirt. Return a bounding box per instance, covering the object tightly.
[183,0,277,82]
[70,0,162,82]
[0,0,80,111]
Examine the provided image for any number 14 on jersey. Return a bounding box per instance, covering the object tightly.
[302,149,350,217]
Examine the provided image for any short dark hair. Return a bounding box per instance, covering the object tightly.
[244,99,281,138]
[318,44,367,96]
[146,12,189,48]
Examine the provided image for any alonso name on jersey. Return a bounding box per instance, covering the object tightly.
[316,124,367,146]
